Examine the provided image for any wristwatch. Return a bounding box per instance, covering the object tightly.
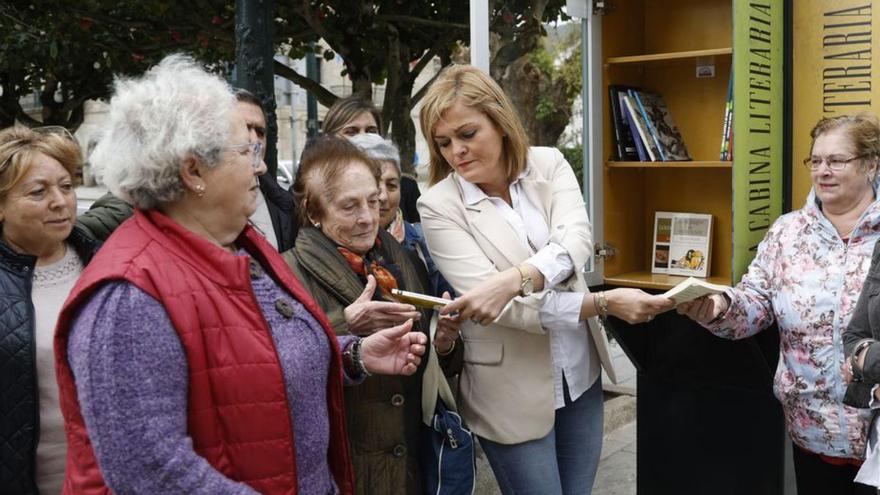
[514,265,534,297]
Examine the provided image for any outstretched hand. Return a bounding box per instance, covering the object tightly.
[344,275,422,336]
[605,288,676,324]
[361,319,428,376]
[440,269,520,326]
[676,294,727,324]
[433,292,462,353]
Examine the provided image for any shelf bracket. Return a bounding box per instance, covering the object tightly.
[595,242,617,261]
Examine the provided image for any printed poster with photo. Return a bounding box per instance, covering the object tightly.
[652,212,713,277]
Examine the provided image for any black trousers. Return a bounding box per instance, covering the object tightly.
[792,443,876,495]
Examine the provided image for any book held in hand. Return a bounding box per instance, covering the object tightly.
[663,277,729,305]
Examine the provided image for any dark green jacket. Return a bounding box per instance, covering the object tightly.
[76,174,297,250]
[75,192,134,241]
[284,227,462,495]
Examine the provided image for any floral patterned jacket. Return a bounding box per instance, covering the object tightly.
[705,189,880,459]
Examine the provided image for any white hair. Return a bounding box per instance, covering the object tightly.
[348,133,400,172]
[91,53,236,209]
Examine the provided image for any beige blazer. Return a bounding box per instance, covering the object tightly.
[417,146,617,444]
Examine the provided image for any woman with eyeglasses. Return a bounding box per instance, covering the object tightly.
[53,54,427,495]
[677,114,880,495]
[0,125,99,494]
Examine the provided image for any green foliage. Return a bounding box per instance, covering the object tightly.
[0,1,233,127]
[524,23,581,131]
[560,146,584,187]
[0,0,571,161]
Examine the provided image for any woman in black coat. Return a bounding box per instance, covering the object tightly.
[0,125,99,494]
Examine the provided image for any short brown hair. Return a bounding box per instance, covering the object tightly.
[0,125,82,200]
[322,96,384,137]
[419,65,530,186]
[810,113,880,177]
[292,135,382,227]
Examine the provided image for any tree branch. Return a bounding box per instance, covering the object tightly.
[374,14,469,30]
[413,67,445,105]
[411,33,459,103]
[272,59,338,107]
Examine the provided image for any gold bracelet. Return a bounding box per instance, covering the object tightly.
[597,291,609,318]
[435,339,456,357]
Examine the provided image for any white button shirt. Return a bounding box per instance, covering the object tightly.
[457,171,600,408]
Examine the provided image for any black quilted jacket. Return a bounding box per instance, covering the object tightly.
[0,226,98,494]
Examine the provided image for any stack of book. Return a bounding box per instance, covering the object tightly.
[609,85,691,162]
[719,72,733,161]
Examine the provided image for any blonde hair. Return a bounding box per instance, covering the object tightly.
[419,65,529,186]
[0,125,82,200]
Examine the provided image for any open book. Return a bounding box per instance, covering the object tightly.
[663,277,729,304]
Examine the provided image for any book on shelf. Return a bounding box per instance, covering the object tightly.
[720,70,733,161]
[652,211,713,278]
[632,90,667,161]
[633,90,692,162]
[608,85,640,161]
[623,92,660,161]
[663,277,729,305]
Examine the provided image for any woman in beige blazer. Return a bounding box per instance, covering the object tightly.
[417,65,673,495]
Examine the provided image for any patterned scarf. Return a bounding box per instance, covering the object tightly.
[337,237,399,298]
[386,208,406,244]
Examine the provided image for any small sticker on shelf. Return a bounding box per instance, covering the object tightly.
[696,64,716,78]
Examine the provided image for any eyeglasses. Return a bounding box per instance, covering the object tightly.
[802,154,867,171]
[0,125,79,173]
[224,141,263,169]
[33,125,78,143]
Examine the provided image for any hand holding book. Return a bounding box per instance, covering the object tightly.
[592,288,676,324]
[670,280,731,325]
[663,277,728,304]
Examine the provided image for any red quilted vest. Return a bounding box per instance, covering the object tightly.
[53,210,355,494]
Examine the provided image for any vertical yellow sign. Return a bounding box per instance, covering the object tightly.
[732,0,784,281]
[792,2,879,207]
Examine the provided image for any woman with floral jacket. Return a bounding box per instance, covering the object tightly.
[678,114,880,495]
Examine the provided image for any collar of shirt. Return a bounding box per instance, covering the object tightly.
[456,167,531,206]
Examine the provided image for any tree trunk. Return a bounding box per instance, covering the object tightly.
[496,56,571,146]
[0,73,21,128]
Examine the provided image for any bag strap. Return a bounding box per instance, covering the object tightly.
[421,313,458,426]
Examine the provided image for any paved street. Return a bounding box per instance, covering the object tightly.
[594,420,637,495]
[474,397,637,495]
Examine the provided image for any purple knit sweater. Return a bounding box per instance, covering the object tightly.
[68,253,358,494]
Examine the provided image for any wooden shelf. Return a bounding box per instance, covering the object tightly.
[604,271,731,291]
[607,161,732,169]
[606,47,732,66]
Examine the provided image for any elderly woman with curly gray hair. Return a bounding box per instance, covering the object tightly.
[53,54,427,495]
